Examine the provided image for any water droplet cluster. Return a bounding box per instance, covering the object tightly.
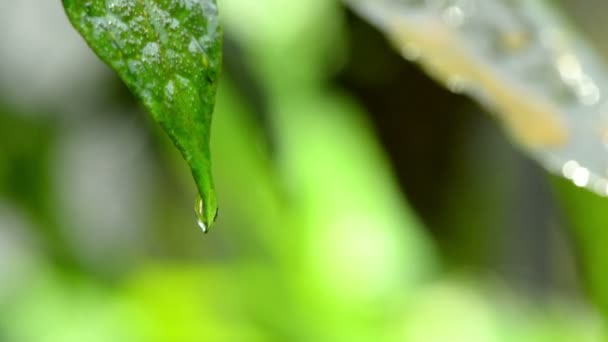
[73,0,221,110]
[347,0,608,195]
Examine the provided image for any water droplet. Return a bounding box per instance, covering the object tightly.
[447,75,467,93]
[194,195,208,233]
[400,42,421,61]
[572,167,590,187]
[167,18,180,30]
[555,53,601,106]
[127,59,143,74]
[142,42,160,64]
[562,160,591,187]
[591,178,608,196]
[562,160,579,178]
[165,80,175,101]
[557,54,583,82]
[442,6,465,27]
[188,39,200,55]
[577,78,600,106]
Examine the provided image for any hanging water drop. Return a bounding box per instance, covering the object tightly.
[194,194,208,233]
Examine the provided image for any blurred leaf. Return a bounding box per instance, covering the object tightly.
[1,273,146,342]
[125,265,267,342]
[346,0,608,198]
[552,176,608,317]
[63,0,222,229]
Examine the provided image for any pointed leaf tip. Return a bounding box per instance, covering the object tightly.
[63,0,222,229]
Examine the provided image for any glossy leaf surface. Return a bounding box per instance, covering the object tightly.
[63,0,222,228]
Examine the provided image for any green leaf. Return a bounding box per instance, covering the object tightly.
[63,0,222,230]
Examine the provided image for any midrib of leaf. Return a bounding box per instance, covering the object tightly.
[63,0,222,230]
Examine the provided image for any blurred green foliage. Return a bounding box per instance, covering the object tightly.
[1,0,608,341]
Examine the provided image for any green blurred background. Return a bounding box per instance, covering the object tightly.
[1,0,608,341]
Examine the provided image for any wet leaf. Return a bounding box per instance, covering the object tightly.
[63,0,222,229]
[346,0,608,196]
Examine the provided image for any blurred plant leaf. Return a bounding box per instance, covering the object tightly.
[552,176,608,317]
[63,0,222,229]
[346,0,608,197]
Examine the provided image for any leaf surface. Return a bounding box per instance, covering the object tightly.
[347,0,608,195]
[63,0,222,229]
